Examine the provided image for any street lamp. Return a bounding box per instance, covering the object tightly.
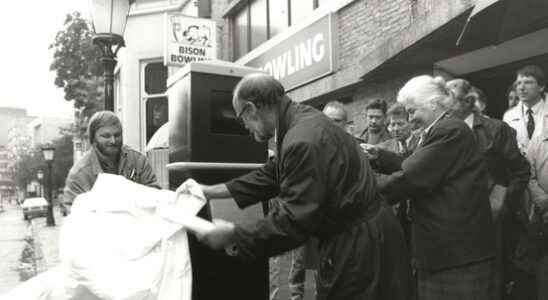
[90,0,130,111]
[36,170,44,197]
[41,144,56,226]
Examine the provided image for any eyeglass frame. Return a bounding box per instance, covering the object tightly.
[236,101,252,124]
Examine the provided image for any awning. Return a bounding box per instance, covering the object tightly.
[457,0,548,46]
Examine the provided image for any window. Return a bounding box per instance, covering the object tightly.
[250,0,268,49]
[289,0,314,26]
[232,0,324,60]
[234,7,249,59]
[142,62,169,144]
[145,98,169,142]
[269,0,289,38]
[144,63,167,94]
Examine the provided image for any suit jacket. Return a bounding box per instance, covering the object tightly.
[503,98,548,152]
[472,113,530,213]
[375,115,495,270]
[377,134,420,157]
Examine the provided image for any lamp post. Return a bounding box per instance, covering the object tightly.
[36,170,44,197]
[90,0,130,112]
[41,144,56,227]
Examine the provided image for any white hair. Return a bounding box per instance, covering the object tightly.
[397,75,456,111]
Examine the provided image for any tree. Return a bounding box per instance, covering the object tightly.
[50,134,74,193]
[49,12,104,139]
[7,133,40,192]
[7,132,74,198]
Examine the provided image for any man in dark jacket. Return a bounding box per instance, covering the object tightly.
[178,73,410,300]
[357,98,391,144]
[447,79,531,299]
[369,75,496,299]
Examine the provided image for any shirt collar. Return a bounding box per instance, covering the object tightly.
[464,113,474,129]
[424,111,448,135]
[522,98,543,115]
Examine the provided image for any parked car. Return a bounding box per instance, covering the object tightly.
[21,197,48,220]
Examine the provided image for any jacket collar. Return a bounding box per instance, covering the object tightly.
[472,112,489,129]
[276,95,297,148]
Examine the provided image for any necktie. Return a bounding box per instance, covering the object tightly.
[527,108,535,139]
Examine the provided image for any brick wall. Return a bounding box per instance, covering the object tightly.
[338,0,413,70]
[208,0,473,135]
[210,0,232,61]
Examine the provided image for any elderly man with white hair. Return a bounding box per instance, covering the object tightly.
[369,75,496,299]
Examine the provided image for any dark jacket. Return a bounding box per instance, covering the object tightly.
[226,97,410,300]
[357,126,391,145]
[472,113,530,212]
[375,115,496,271]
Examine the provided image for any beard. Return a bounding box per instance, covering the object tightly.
[95,142,121,158]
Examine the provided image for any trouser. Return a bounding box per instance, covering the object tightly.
[289,246,318,300]
[417,259,495,300]
[270,255,281,300]
[316,205,410,300]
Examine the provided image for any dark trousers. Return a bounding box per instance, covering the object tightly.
[417,259,495,300]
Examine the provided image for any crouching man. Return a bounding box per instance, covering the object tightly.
[64,111,159,210]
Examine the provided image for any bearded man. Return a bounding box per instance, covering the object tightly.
[64,111,159,208]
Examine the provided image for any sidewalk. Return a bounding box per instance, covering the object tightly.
[29,208,63,274]
[0,203,29,294]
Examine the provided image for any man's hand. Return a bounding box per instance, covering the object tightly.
[197,219,236,250]
[534,195,548,214]
[360,143,379,160]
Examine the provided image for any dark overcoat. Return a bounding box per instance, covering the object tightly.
[226,97,410,300]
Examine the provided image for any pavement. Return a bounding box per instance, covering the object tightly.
[0,202,31,294]
[30,207,63,273]
[0,203,64,295]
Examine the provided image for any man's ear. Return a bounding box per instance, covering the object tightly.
[247,102,258,116]
[464,95,476,110]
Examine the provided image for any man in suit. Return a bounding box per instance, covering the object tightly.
[503,65,548,153]
[526,120,548,299]
[447,79,531,299]
[368,75,496,299]
[357,98,391,144]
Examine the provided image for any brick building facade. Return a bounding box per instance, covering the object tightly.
[205,0,547,133]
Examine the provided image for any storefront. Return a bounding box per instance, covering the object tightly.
[219,0,548,130]
[114,0,548,160]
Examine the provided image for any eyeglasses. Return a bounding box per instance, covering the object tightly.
[236,102,251,124]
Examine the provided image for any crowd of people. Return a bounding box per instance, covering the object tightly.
[63,64,548,300]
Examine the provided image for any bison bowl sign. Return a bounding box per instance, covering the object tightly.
[165,14,217,67]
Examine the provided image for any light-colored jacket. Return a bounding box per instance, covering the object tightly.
[526,122,548,211]
[503,98,548,152]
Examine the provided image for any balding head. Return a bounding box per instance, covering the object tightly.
[232,74,284,143]
[232,73,285,110]
[322,101,348,129]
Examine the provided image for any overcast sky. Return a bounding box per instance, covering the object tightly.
[0,1,90,118]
